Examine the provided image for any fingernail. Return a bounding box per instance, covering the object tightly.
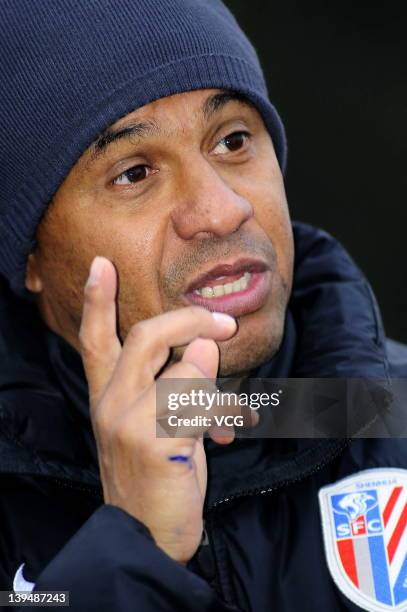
[87,256,105,287]
[211,312,237,330]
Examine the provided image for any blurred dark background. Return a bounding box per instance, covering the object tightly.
[224,0,407,342]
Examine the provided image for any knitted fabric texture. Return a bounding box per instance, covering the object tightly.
[0,0,287,297]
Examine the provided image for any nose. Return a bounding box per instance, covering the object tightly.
[170,157,253,240]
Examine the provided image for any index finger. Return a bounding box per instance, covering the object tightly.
[106,305,237,403]
[79,256,122,404]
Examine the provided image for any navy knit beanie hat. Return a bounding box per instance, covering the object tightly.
[0,0,287,298]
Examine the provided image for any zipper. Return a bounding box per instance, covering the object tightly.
[47,477,103,499]
[207,438,351,512]
[201,439,351,608]
[0,469,103,498]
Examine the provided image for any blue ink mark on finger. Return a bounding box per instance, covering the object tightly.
[168,455,189,462]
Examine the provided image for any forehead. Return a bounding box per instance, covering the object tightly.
[84,88,259,164]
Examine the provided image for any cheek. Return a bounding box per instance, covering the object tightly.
[36,205,94,313]
[37,198,167,334]
[112,217,166,330]
[39,204,112,292]
[244,167,293,285]
[273,219,294,297]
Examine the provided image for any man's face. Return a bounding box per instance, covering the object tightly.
[28,88,294,376]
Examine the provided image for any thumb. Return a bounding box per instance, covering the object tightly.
[182,338,219,378]
[183,338,236,445]
[182,338,236,445]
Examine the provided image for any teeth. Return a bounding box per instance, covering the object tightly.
[232,279,241,292]
[201,287,214,298]
[195,272,252,298]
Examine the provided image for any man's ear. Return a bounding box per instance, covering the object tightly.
[25,253,43,293]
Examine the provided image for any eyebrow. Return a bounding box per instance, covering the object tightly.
[88,90,255,163]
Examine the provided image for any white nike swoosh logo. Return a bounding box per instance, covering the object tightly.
[13,563,35,592]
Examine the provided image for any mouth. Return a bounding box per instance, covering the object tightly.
[182,258,271,318]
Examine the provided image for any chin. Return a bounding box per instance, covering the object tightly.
[217,310,286,377]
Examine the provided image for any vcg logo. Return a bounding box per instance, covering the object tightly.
[319,469,407,612]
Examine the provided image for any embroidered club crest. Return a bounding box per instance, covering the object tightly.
[319,469,407,611]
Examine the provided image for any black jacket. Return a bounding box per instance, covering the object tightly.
[0,222,406,611]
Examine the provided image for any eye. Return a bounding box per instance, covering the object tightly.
[212,130,251,156]
[113,165,153,186]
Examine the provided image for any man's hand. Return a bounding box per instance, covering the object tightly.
[78,256,240,564]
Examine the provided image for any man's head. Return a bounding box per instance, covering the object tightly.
[26,88,294,375]
[0,0,293,376]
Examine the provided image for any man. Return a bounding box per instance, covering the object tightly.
[0,1,406,611]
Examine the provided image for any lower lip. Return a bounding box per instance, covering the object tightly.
[183,271,271,318]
